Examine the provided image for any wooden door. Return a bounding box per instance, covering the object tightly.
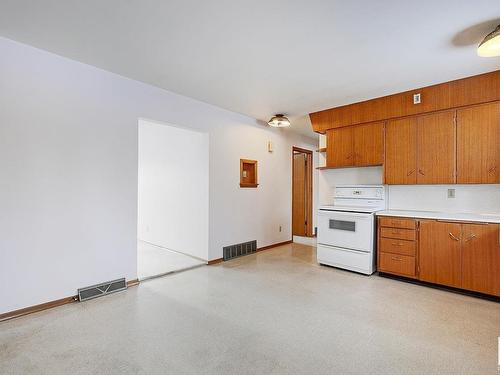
[385,118,417,184]
[462,223,500,296]
[326,127,354,167]
[457,102,500,184]
[419,220,462,288]
[353,122,384,166]
[293,152,307,236]
[417,111,456,184]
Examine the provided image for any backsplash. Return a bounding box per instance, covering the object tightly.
[388,185,500,215]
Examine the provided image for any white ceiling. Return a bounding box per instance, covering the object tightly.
[1,1,499,138]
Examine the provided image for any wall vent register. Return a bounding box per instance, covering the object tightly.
[223,240,257,261]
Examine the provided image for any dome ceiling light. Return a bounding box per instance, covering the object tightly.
[268,114,291,127]
[478,24,500,57]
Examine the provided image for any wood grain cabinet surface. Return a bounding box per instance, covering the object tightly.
[326,122,384,168]
[457,102,500,184]
[385,118,417,184]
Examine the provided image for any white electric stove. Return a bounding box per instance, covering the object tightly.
[317,185,386,275]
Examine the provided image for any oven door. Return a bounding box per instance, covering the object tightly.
[317,210,374,252]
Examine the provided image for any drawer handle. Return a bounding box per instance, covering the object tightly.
[392,230,401,234]
[391,221,401,225]
[418,169,425,176]
[391,257,402,261]
[488,166,497,174]
[407,169,415,176]
[391,242,404,246]
[448,232,461,241]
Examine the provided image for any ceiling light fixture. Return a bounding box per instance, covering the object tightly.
[268,114,291,127]
[478,24,500,57]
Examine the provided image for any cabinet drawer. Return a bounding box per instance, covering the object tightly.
[380,227,416,241]
[378,217,416,229]
[379,252,416,277]
[379,238,416,256]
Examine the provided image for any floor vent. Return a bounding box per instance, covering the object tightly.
[223,240,257,261]
[78,278,127,302]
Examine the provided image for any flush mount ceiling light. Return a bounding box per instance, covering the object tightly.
[268,114,291,127]
[478,24,500,57]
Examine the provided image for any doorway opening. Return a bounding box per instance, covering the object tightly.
[292,147,313,238]
[137,118,209,280]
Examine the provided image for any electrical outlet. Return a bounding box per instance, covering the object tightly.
[413,93,421,104]
[447,188,455,198]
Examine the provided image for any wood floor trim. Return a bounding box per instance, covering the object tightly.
[257,240,293,252]
[0,278,140,322]
[208,240,294,265]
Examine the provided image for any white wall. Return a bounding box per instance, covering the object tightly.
[138,120,209,260]
[388,185,500,215]
[0,37,318,314]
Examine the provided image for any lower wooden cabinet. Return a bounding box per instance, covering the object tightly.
[418,220,462,288]
[378,216,500,297]
[462,223,500,296]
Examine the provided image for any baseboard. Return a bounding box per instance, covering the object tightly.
[207,258,223,265]
[0,295,77,322]
[208,240,293,265]
[257,240,293,252]
[0,278,140,322]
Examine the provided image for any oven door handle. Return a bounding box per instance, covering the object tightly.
[318,211,372,219]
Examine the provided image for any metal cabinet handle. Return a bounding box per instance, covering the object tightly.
[346,154,353,159]
[464,234,476,242]
[449,232,461,241]
[391,242,404,246]
[418,169,425,176]
[407,169,415,176]
[391,257,402,261]
[391,220,401,225]
[488,166,497,173]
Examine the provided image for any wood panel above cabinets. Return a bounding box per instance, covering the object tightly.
[309,70,500,133]
[325,121,384,169]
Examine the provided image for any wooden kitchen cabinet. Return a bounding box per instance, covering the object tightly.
[418,220,462,288]
[326,127,353,167]
[326,122,384,168]
[353,122,384,166]
[457,102,500,184]
[462,223,500,296]
[385,118,417,184]
[416,111,456,184]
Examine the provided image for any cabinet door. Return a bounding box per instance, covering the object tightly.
[353,122,384,166]
[457,102,500,184]
[417,111,456,184]
[462,223,500,296]
[419,220,462,288]
[326,127,354,167]
[385,118,417,184]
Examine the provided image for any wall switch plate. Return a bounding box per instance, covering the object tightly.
[447,188,455,198]
[413,93,421,104]
[268,140,273,153]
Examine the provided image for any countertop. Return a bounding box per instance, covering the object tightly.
[376,209,500,224]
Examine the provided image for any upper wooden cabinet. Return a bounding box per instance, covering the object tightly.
[326,127,353,168]
[461,223,500,296]
[353,122,384,166]
[326,122,384,168]
[385,118,417,184]
[418,220,462,288]
[457,102,500,184]
[385,111,456,184]
[416,111,456,184]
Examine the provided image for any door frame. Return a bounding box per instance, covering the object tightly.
[292,146,313,237]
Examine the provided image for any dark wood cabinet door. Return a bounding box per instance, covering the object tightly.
[457,102,500,184]
[462,223,500,296]
[417,111,456,184]
[385,118,417,184]
[419,220,462,288]
[353,122,384,166]
[326,127,354,168]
